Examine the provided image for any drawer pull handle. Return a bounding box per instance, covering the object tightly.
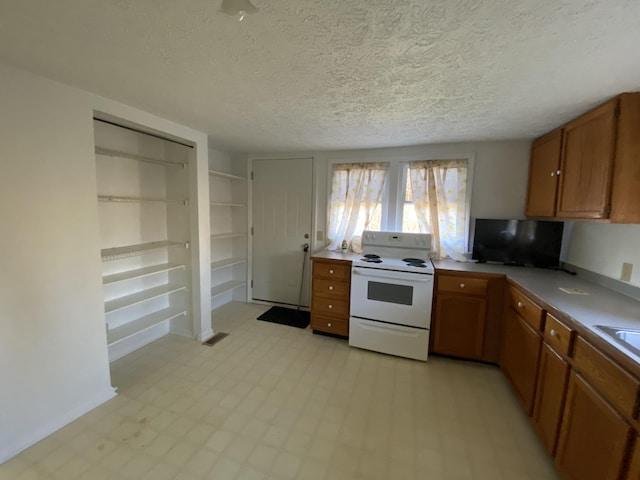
[329,286,334,290]
[517,301,523,308]
[328,323,332,327]
[459,283,465,288]
[550,329,557,337]
[328,304,333,309]
[329,269,334,274]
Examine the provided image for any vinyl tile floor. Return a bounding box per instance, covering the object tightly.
[2,302,559,479]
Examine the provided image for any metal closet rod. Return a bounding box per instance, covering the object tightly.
[93,117,194,149]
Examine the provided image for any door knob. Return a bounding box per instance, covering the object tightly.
[304,233,309,239]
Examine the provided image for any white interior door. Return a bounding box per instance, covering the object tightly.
[252,158,313,307]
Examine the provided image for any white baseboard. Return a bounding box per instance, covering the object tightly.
[198,328,214,342]
[0,387,116,464]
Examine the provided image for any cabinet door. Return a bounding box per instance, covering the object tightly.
[432,294,486,360]
[532,344,570,456]
[556,100,617,219]
[556,372,631,480]
[626,435,640,480]
[501,309,542,415]
[525,129,563,218]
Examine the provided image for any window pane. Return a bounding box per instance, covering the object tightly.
[402,203,420,233]
[405,174,413,202]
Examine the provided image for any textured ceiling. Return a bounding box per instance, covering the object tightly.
[0,0,639,152]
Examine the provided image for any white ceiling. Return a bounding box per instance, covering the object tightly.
[0,0,639,152]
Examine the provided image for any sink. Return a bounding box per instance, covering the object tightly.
[596,325,640,357]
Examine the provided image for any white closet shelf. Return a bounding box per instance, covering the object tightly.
[107,307,186,346]
[210,233,247,240]
[101,240,188,261]
[211,280,246,298]
[103,263,185,285]
[208,170,246,181]
[105,284,186,314]
[96,146,186,168]
[211,258,246,271]
[98,195,188,206]
[209,202,246,207]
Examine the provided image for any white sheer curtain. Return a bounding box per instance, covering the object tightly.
[327,162,389,253]
[408,159,468,260]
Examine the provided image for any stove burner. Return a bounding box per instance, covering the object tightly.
[402,258,426,264]
[363,254,381,259]
[406,262,427,268]
[361,257,383,263]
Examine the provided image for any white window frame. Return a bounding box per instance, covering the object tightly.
[326,152,475,252]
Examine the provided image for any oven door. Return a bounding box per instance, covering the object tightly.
[350,267,434,328]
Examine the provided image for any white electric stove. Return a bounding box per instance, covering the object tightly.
[349,231,435,361]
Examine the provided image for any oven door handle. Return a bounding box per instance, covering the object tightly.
[352,268,433,282]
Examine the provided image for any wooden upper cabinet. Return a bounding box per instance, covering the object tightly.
[555,372,631,480]
[556,99,617,219]
[611,93,640,223]
[525,129,563,218]
[526,92,640,223]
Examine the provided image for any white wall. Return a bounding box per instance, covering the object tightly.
[0,63,115,461]
[566,223,640,287]
[0,63,211,462]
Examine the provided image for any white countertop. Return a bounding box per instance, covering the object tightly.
[311,250,360,262]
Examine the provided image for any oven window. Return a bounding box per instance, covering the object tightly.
[367,281,413,305]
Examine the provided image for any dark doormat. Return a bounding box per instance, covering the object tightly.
[202,332,229,346]
[257,306,310,329]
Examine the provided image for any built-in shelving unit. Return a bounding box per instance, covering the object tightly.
[209,151,248,312]
[98,195,188,205]
[101,241,187,261]
[211,280,247,298]
[211,232,247,240]
[211,258,246,271]
[95,119,193,362]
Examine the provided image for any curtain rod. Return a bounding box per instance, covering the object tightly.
[93,117,194,149]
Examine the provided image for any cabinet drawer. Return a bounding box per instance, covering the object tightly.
[311,314,348,336]
[438,275,487,296]
[573,336,640,419]
[509,286,544,331]
[312,278,350,299]
[312,296,349,318]
[544,313,575,357]
[313,260,351,281]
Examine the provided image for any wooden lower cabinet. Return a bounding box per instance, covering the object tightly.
[627,436,640,479]
[310,258,351,337]
[532,343,570,455]
[501,309,542,415]
[433,294,486,359]
[555,372,632,480]
[431,272,504,362]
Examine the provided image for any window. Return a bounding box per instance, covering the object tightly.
[327,158,470,258]
[327,163,389,251]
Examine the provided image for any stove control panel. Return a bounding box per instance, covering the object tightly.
[362,230,431,249]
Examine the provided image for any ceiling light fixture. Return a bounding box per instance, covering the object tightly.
[219,0,258,22]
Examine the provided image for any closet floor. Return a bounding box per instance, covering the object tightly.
[2,302,558,480]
